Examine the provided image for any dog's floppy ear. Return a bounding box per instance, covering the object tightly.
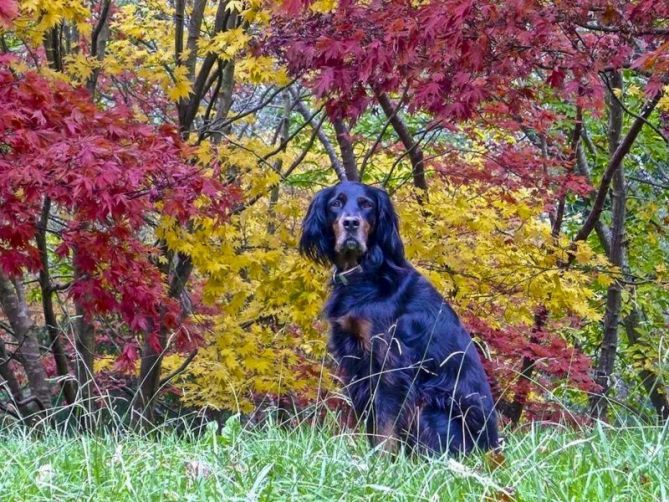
[299,187,334,264]
[371,187,405,267]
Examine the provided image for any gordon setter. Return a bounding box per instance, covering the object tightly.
[300,181,499,455]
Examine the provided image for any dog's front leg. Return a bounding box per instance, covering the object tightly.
[367,411,399,454]
[366,389,405,455]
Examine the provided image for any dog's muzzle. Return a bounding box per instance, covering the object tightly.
[334,216,368,254]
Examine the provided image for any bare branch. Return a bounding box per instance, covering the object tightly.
[332,118,359,181]
[290,89,347,181]
[158,349,198,387]
[573,89,662,244]
[360,86,408,179]
[375,90,428,191]
[601,73,669,145]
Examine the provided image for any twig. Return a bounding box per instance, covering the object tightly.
[600,73,669,145]
[158,349,198,387]
[572,90,662,245]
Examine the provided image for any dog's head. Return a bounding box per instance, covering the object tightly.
[299,181,405,270]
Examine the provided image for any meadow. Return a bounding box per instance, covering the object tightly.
[1,413,667,501]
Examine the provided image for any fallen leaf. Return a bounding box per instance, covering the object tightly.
[184,460,213,480]
[36,464,55,487]
[485,448,507,469]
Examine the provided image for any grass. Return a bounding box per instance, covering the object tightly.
[0,413,667,501]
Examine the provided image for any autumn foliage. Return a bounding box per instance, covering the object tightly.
[0,0,667,426]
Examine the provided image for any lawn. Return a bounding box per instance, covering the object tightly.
[0,415,666,501]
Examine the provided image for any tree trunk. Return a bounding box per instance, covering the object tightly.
[43,24,63,71]
[267,92,290,234]
[36,197,77,405]
[177,1,232,137]
[133,0,233,424]
[622,306,669,420]
[185,0,208,79]
[0,337,36,417]
[73,257,96,407]
[504,306,548,425]
[0,274,52,413]
[86,0,112,95]
[578,138,669,422]
[590,71,624,420]
[572,87,661,245]
[133,254,192,425]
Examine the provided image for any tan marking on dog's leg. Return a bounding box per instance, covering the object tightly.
[335,316,373,352]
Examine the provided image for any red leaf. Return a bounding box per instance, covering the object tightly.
[114,343,139,374]
[0,0,17,27]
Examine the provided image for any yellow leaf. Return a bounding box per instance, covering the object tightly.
[166,65,192,101]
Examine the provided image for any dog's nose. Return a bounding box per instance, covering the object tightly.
[342,217,361,231]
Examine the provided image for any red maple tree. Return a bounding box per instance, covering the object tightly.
[0,62,239,410]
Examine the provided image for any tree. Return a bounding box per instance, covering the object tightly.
[0,64,237,419]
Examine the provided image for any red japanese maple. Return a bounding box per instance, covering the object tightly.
[273,0,667,121]
[0,64,238,369]
[271,0,667,195]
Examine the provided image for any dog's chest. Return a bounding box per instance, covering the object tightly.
[325,288,401,367]
[331,314,374,353]
[327,312,402,369]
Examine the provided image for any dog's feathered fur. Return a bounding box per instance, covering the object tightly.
[300,181,499,455]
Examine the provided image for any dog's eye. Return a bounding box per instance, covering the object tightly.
[330,199,342,208]
[359,199,373,209]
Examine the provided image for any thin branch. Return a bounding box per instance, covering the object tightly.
[575,143,613,256]
[261,105,325,160]
[572,90,663,244]
[202,61,224,126]
[0,320,15,336]
[332,118,359,181]
[627,175,669,190]
[290,89,347,181]
[231,114,328,215]
[375,90,428,191]
[360,86,409,178]
[575,21,669,36]
[551,105,582,238]
[201,80,298,138]
[382,126,439,189]
[283,113,327,176]
[601,73,669,145]
[158,349,198,387]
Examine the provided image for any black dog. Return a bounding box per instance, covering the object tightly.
[300,181,499,455]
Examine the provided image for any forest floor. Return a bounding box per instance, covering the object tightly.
[0,415,667,501]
